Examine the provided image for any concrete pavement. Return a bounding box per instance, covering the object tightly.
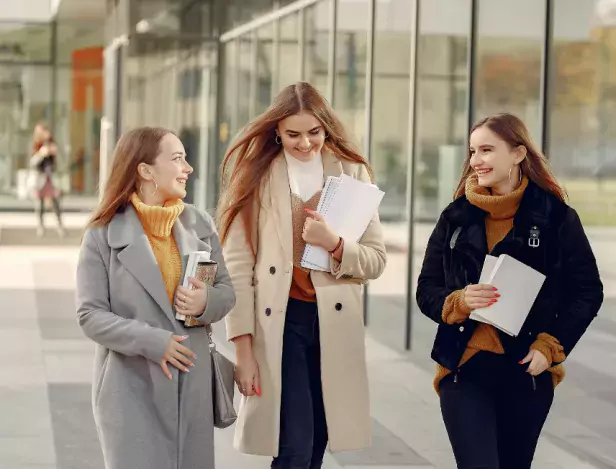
[1,242,613,468]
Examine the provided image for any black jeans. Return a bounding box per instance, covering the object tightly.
[271,298,328,469]
[439,352,554,469]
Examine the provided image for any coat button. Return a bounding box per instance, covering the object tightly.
[335,303,342,311]
[265,308,271,316]
[459,326,465,332]
[269,266,276,274]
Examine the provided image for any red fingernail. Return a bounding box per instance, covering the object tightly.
[494,293,501,298]
[257,387,262,396]
[518,360,523,364]
[493,287,498,291]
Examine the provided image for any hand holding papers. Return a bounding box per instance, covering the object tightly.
[301,174,385,271]
[176,251,218,327]
[469,254,546,336]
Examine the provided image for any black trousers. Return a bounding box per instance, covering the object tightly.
[37,196,63,227]
[439,352,554,469]
[271,298,328,469]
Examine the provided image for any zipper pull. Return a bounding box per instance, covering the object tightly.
[531,375,537,391]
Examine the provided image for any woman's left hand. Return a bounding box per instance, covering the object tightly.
[175,278,209,317]
[303,209,339,251]
[520,349,549,376]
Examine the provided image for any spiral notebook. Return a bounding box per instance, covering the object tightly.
[469,254,546,336]
[301,174,384,271]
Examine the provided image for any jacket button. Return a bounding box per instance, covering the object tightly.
[459,326,465,332]
[335,303,342,311]
[265,308,271,316]
[269,266,276,274]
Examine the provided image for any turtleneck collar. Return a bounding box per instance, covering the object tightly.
[465,174,529,220]
[130,192,184,238]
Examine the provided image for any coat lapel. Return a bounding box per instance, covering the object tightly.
[269,153,294,265]
[173,211,201,283]
[109,205,176,322]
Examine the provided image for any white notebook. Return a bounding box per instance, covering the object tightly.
[469,254,546,336]
[301,174,384,271]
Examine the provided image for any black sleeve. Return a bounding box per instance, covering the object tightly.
[547,208,603,358]
[416,214,452,324]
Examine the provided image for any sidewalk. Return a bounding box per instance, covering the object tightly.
[1,245,611,468]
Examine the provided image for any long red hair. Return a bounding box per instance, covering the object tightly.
[454,113,567,202]
[88,127,174,227]
[217,81,373,254]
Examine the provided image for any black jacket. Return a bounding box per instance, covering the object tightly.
[416,180,604,372]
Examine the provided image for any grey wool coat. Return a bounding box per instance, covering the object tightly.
[76,203,236,469]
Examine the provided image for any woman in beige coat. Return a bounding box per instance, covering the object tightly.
[218,81,387,469]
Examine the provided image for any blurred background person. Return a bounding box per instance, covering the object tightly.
[29,122,64,237]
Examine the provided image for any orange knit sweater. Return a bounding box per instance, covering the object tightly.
[130,193,184,305]
[434,175,566,392]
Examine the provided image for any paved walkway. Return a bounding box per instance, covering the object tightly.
[1,243,613,468]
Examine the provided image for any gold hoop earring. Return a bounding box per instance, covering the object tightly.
[275,135,281,144]
[508,167,523,188]
[140,179,158,197]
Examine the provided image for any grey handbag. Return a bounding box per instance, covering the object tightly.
[207,325,237,429]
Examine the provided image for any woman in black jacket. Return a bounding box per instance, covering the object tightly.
[416,113,603,469]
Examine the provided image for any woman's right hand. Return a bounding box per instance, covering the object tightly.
[235,351,261,397]
[464,284,500,310]
[160,335,196,380]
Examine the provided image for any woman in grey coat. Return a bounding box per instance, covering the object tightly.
[76,127,235,469]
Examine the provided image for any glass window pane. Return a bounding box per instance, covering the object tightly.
[256,25,274,116]
[368,0,415,350]
[416,0,471,221]
[56,21,104,65]
[277,13,300,91]
[304,3,331,97]
[333,0,369,149]
[0,64,53,202]
[550,2,616,229]
[473,0,545,141]
[238,36,253,126]
[0,22,51,62]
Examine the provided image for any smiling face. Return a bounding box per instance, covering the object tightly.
[137,133,193,203]
[469,125,526,195]
[276,110,326,162]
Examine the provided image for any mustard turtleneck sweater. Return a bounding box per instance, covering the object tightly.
[130,193,185,305]
[434,175,566,392]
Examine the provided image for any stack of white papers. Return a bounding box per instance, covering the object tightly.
[469,254,546,336]
[176,251,211,321]
[301,174,385,271]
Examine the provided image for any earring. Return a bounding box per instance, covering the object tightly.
[325,132,330,139]
[275,135,281,144]
[140,179,158,197]
[508,167,523,188]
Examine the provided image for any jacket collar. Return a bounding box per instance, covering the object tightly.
[108,204,213,322]
[442,179,561,230]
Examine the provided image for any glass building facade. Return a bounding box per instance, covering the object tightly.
[4,0,613,351]
[0,4,105,208]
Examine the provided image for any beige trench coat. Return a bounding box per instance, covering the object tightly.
[223,151,387,456]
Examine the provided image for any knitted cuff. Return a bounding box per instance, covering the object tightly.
[530,333,566,365]
[442,289,472,324]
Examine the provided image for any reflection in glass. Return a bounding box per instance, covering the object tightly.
[416,0,471,220]
[473,0,545,141]
[277,13,300,92]
[333,0,369,148]
[0,65,52,197]
[367,0,414,350]
[304,3,331,97]
[0,22,51,62]
[256,25,274,116]
[550,0,616,227]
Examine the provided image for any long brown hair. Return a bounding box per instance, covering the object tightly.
[88,127,173,227]
[217,81,373,254]
[454,113,567,202]
[32,122,54,153]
